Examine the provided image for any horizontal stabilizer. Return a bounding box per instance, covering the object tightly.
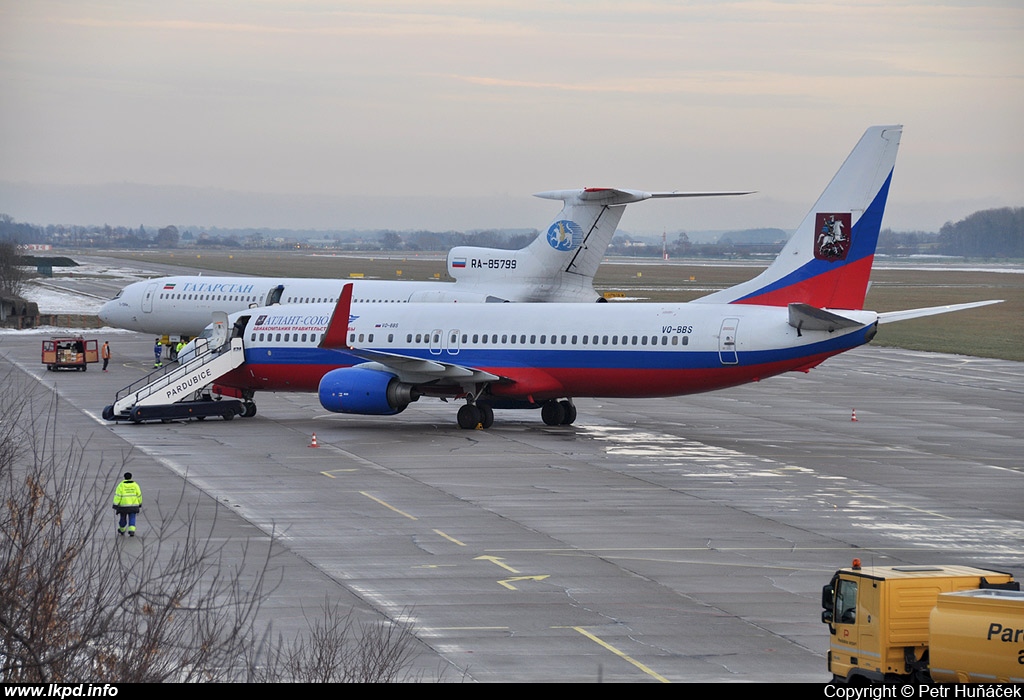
[534,188,754,206]
[788,303,865,332]
[877,300,1003,324]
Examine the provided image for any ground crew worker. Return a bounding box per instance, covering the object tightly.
[101,341,111,371]
[153,338,162,368]
[175,339,186,361]
[113,472,143,536]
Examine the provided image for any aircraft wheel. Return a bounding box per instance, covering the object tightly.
[541,401,566,426]
[559,400,577,425]
[242,402,257,418]
[457,404,481,429]
[477,403,494,429]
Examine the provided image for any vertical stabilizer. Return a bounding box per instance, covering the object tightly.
[447,188,752,302]
[693,125,902,310]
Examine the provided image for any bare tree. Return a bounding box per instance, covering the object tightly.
[0,370,420,682]
[248,602,419,683]
[0,239,27,298]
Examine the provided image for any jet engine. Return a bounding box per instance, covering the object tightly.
[318,366,420,415]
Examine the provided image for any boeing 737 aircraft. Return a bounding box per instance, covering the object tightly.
[104,126,1002,429]
[98,188,749,337]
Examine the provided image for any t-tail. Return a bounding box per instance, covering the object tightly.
[693,125,902,310]
[445,187,753,302]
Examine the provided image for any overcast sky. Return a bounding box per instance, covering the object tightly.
[1,1,1021,233]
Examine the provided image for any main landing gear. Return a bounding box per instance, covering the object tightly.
[456,399,577,429]
[457,402,494,430]
[541,399,577,426]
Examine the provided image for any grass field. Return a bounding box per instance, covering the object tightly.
[106,250,1024,362]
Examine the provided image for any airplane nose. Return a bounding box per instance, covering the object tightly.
[97,301,112,323]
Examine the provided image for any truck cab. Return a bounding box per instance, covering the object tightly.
[821,561,1018,684]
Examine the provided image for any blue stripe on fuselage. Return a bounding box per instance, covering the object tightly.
[243,324,872,373]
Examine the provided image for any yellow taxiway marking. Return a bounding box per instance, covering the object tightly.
[474,555,519,573]
[497,575,549,590]
[433,529,466,546]
[320,468,358,478]
[360,491,417,520]
[569,627,670,683]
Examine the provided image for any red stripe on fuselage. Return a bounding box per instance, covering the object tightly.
[736,255,875,309]
[220,348,847,401]
[489,350,843,401]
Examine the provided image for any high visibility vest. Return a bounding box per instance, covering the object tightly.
[113,480,143,508]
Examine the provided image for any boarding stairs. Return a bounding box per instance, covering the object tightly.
[104,336,247,423]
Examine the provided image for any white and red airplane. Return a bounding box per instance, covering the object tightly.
[130,125,1001,428]
[98,187,748,337]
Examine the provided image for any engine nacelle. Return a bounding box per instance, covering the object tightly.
[318,366,419,415]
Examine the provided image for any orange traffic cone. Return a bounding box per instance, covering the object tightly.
[309,432,319,448]
[851,409,858,422]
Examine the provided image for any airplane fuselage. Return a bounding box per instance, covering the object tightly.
[217,300,878,400]
[98,275,549,337]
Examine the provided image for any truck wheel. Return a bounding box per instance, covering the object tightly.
[222,410,235,421]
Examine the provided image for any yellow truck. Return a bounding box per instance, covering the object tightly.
[821,560,1022,684]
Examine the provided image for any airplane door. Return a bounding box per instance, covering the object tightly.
[429,328,442,356]
[142,282,158,313]
[265,285,284,306]
[718,318,739,365]
[447,329,461,356]
[210,311,229,349]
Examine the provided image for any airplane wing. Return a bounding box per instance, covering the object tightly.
[340,349,502,383]
[877,300,1003,324]
[318,282,504,386]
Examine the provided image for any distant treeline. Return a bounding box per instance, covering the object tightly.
[934,207,1024,258]
[1,208,1022,259]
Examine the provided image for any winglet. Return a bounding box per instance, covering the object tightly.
[319,283,353,350]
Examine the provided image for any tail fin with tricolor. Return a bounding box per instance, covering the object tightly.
[693,125,902,310]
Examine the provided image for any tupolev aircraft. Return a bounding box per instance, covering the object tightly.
[97,188,749,337]
[111,125,1001,428]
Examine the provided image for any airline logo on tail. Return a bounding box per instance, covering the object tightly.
[814,213,852,261]
[547,220,583,252]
